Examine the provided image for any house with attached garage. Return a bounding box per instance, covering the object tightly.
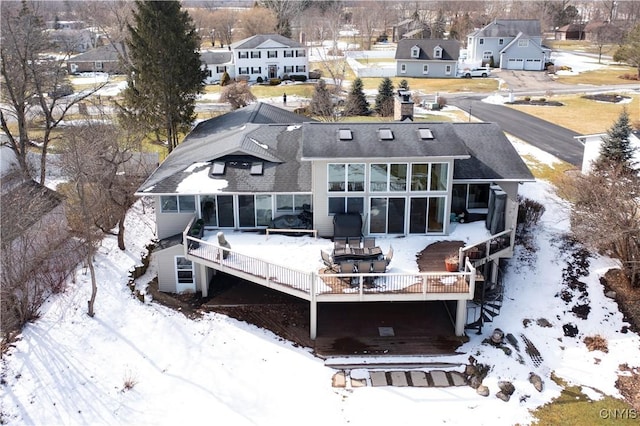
[465,19,551,70]
[395,39,460,78]
[136,96,535,339]
[200,51,234,84]
[230,34,308,82]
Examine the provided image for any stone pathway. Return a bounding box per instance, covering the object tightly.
[332,369,468,388]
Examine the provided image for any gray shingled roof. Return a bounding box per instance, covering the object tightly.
[200,51,233,64]
[395,39,460,61]
[136,103,312,195]
[69,43,126,62]
[452,123,535,181]
[475,19,541,38]
[230,34,304,49]
[301,122,471,160]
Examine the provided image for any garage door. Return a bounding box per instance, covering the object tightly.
[524,58,542,71]
[507,58,524,70]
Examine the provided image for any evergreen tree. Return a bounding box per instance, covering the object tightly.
[121,0,206,153]
[595,108,636,172]
[399,79,410,90]
[375,77,395,116]
[342,78,369,117]
[309,79,337,121]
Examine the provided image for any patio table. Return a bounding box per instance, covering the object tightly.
[332,246,383,262]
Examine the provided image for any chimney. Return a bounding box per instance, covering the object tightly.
[394,89,414,121]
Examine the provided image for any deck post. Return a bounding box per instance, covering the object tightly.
[199,263,208,298]
[310,272,317,340]
[455,300,467,336]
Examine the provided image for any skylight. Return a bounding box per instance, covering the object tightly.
[378,128,394,140]
[338,129,352,140]
[211,161,226,175]
[418,128,434,140]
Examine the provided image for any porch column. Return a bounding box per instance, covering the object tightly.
[199,263,208,298]
[310,272,317,340]
[455,300,467,336]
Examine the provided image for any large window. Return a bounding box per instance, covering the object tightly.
[370,197,405,234]
[328,163,365,192]
[452,183,490,213]
[409,197,445,233]
[370,163,407,192]
[276,194,311,212]
[160,195,195,213]
[410,163,448,191]
[328,197,364,215]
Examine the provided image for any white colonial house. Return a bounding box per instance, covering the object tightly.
[230,34,308,82]
[465,19,551,70]
[200,51,235,84]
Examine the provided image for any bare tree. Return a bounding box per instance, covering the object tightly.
[219,82,256,109]
[0,1,107,184]
[309,79,340,122]
[238,6,278,38]
[210,8,238,47]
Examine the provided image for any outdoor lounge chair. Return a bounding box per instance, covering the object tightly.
[371,260,387,274]
[363,236,376,248]
[384,245,394,266]
[347,236,361,248]
[355,260,372,274]
[321,250,338,272]
[338,261,357,286]
[334,237,347,250]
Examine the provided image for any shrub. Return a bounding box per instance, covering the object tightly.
[290,74,307,82]
[269,78,281,86]
[517,196,545,229]
[524,96,531,102]
[584,335,608,353]
[256,76,264,83]
[220,71,231,86]
[539,98,546,102]
[282,74,290,80]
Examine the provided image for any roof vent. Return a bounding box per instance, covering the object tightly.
[378,128,394,140]
[338,129,352,141]
[418,128,434,140]
[211,161,226,175]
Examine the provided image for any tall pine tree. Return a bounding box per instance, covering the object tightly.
[595,108,636,172]
[121,1,205,153]
[342,78,369,117]
[375,77,395,117]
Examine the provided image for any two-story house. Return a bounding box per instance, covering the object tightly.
[230,34,308,82]
[136,97,534,338]
[395,39,460,78]
[465,19,551,70]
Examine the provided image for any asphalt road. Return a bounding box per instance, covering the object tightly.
[448,96,584,167]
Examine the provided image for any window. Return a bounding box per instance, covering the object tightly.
[207,69,212,78]
[296,50,306,57]
[251,51,261,58]
[499,38,504,45]
[268,51,277,58]
[296,65,306,72]
[284,50,294,58]
[276,194,311,212]
[370,197,405,234]
[94,61,103,70]
[238,51,248,59]
[434,48,442,58]
[284,66,293,73]
[251,66,261,74]
[479,38,484,45]
[328,163,365,192]
[328,197,364,215]
[410,163,448,191]
[422,64,429,74]
[160,195,196,213]
[401,64,406,74]
[483,51,492,60]
[445,65,451,75]
[175,256,194,287]
[411,47,419,58]
[370,163,407,192]
[518,39,529,47]
[216,66,226,73]
[238,67,249,75]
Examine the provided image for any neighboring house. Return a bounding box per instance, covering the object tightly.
[230,34,308,82]
[394,39,460,78]
[577,130,640,174]
[554,23,585,40]
[136,99,534,298]
[48,28,97,53]
[67,43,127,75]
[465,19,551,70]
[583,20,624,43]
[200,51,235,84]
[392,18,430,42]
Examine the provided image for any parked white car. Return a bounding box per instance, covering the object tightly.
[458,67,492,78]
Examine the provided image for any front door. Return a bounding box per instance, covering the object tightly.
[268,64,277,79]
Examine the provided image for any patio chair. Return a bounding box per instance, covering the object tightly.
[363,236,376,248]
[338,261,356,287]
[321,250,338,272]
[371,260,387,273]
[355,260,372,274]
[347,236,361,248]
[384,245,394,266]
[334,237,347,250]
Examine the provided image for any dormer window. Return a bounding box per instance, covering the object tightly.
[434,46,442,58]
[411,46,420,58]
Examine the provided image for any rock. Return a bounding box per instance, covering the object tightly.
[496,391,511,402]
[498,380,515,396]
[605,291,617,299]
[529,373,544,392]
[536,318,553,328]
[491,328,505,345]
[476,385,490,397]
[469,375,482,389]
